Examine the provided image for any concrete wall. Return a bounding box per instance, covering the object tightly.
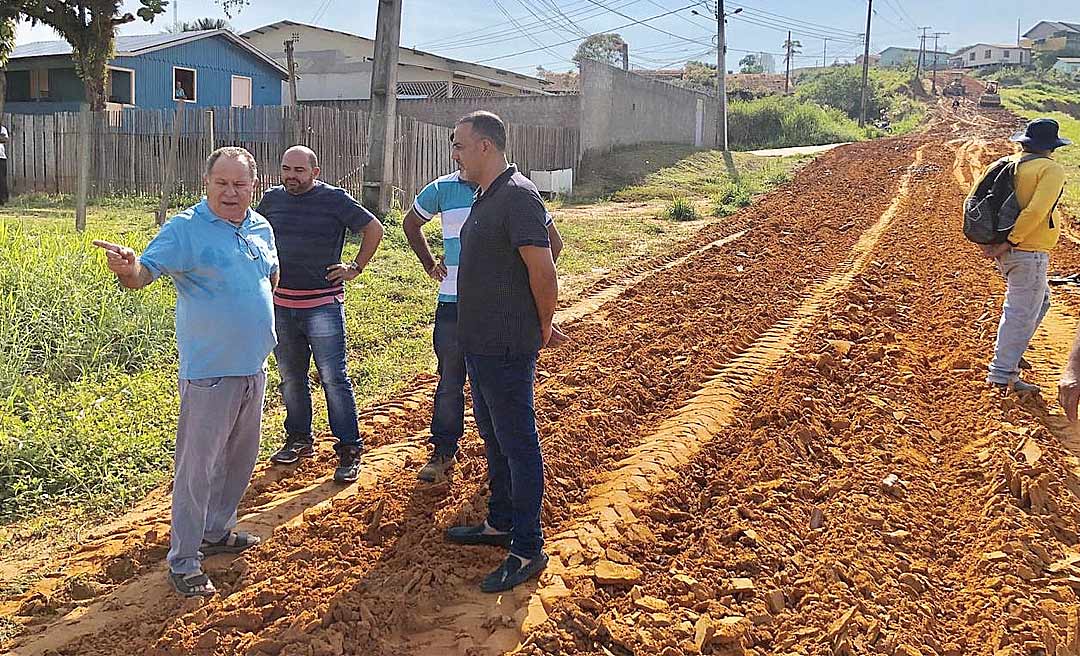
[579,59,716,156]
[306,95,581,129]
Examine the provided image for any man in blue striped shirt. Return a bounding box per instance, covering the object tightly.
[403,167,561,483]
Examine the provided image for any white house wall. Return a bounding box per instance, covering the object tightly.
[243,23,545,100]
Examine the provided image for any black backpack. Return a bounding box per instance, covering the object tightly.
[963,155,1048,244]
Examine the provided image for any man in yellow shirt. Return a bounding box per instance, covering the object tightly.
[980,118,1069,393]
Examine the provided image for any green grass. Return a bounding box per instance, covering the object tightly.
[610,149,807,202]
[1001,89,1080,217]
[664,196,699,222]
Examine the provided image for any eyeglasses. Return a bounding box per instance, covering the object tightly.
[235,232,261,260]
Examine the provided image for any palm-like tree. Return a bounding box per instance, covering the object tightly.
[166,18,232,33]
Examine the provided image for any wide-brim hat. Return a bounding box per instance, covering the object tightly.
[1010,117,1072,150]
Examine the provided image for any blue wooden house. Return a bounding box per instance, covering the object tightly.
[5,30,288,113]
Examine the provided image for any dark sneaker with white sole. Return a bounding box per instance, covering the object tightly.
[334,446,362,483]
[445,522,512,548]
[270,439,315,465]
[418,450,457,482]
[481,552,549,593]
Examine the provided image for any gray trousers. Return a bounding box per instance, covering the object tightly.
[987,250,1051,384]
[167,371,266,575]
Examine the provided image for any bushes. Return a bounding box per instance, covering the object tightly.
[664,196,699,221]
[728,95,865,150]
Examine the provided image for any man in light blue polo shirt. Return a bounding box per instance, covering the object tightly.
[93,147,277,598]
[403,168,561,483]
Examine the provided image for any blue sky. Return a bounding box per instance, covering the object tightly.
[12,0,1079,76]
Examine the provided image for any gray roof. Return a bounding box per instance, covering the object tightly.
[10,29,288,78]
[1024,21,1080,38]
[11,31,217,59]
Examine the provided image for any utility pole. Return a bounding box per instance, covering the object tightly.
[621,40,629,71]
[858,0,873,127]
[363,0,403,214]
[1017,17,1021,46]
[784,30,792,94]
[915,27,930,80]
[716,0,726,149]
[822,37,828,68]
[931,32,948,93]
[284,33,300,108]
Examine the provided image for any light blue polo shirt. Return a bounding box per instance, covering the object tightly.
[414,170,553,303]
[139,199,278,380]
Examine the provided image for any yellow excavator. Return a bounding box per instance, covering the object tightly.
[978,81,1002,108]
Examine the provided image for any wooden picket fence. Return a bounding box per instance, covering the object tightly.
[1,106,580,207]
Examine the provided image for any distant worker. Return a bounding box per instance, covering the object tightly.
[257,146,384,484]
[441,111,565,593]
[402,169,562,484]
[174,80,187,100]
[978,118,1070,394]
[93,147,277,597]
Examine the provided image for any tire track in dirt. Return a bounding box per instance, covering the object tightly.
[519,135,1080,656]
[4,137,922,656]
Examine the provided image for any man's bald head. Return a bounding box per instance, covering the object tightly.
[280,145,320,195]
[283,145,318,169]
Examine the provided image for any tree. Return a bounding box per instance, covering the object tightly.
[574,33,625,67]
[680,60,716,93]
[166,17,232,33]
[795,65,886,120]
[0,18,15,116]
[782,36,802,58]
[739,54,764,74]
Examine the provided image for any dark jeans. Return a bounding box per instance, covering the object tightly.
[431,302,466,455]
[274,302,361,453]
[0,159,8,205]
[465,351,544,559]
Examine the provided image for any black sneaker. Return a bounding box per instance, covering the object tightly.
[270,439,315,465]
[445,522,512,548]
[481,552,549,593]
[334,446,361,483]
[418,450,457,482]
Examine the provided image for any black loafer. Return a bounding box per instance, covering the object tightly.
[445,523,512,548]
[481,552,549,593]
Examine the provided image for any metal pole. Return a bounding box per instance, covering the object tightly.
[717,0,728,150]
[931,32,948,93]
[363,0,403,214]
[822,38,828,68]
[784,30,792,94]
[858,0,873,128]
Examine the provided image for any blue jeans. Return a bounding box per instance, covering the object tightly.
[274,302,361,453]
[431,302,467,455]
[465,351,544,559]
[987,249,1051,384]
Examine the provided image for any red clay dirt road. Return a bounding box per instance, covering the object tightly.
[5,105,1080,656]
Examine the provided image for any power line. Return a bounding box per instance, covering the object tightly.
[488,0,572,61]
[476,2,708,62]
[415,0,647,49]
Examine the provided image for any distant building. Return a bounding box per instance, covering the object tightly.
[878,46,950,69]
[1053,57,1080,75]
[856,53,881,67]
[949,44,1032,69]
[1022,21,1080,52]
[5,30,287,113]
[242,20,549,101]
[760,53,777,74]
